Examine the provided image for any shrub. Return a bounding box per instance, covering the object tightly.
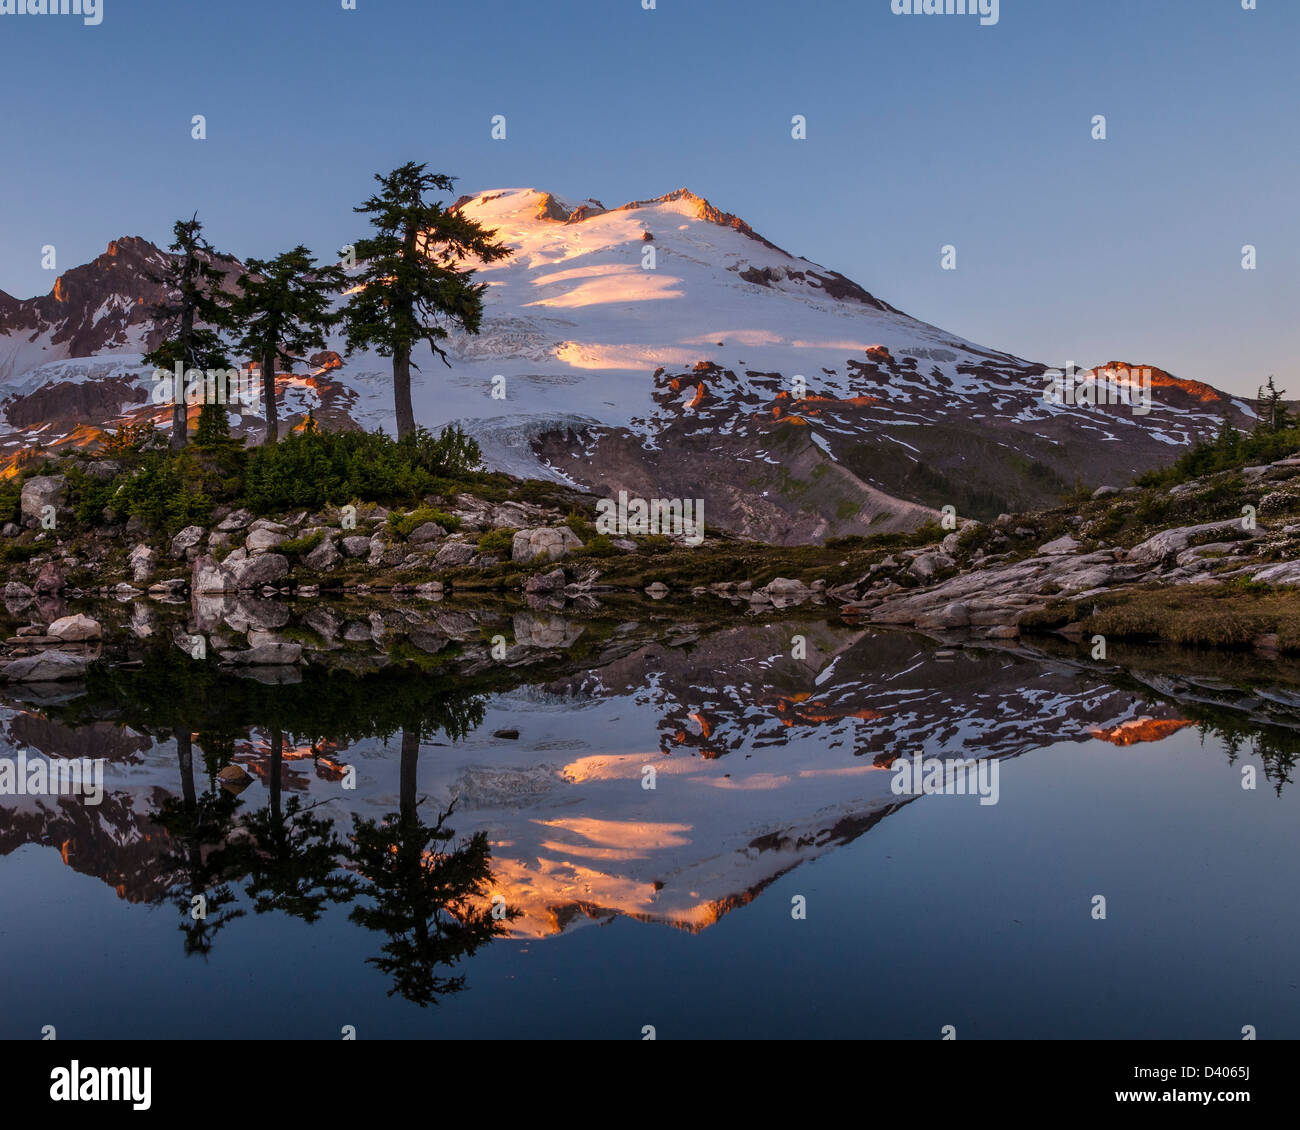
[477,528,517,555]
[388,506,461,538]
[242,425,480,514]
[279,531,325,557]
[578,533,617,558]
[110,452,214,534]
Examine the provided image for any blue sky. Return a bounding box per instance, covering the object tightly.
[1,0,1295,396]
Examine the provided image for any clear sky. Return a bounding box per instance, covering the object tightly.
[1,0,1295,397]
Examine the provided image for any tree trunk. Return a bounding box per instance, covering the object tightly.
[171,252,195,450]
[269,725,283,824]
[393,346,415,439]
[171,313,193,450]
[176,727,195,809]
[399,728,420,825]
[262,348,278,444]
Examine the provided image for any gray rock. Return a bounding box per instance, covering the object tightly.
[1091,485,1120,499]
[407,521,446,545]
[511,526,584,564]
[192,554,234,595]
[433,540,476,569]
[128,543,157,582]
[341,536,372,558]
[766,577,809,596]
[216,508,254,532]
[1252,560,1300,586]
[1126,518,1262,565]
[2,651,89,683]
[230,553,289,590]
[916,601,971,629]
[221,642,303,666]
[524,568,566,594]
[245,520,289,554]
[4,581,34,604]
[47,613,102,641]
[1038,535,1082,556]
[171,525,206,560]
[909,552,954,582]
[303,538,341,572]
[20,475,66,526]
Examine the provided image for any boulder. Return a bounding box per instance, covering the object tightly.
[192,554,234,595]
[1038,535,1082,556]
[245,520,289,554]
[230,553,289,590]
[341,536,372,558]
[524,568,566,594]
[220,642,303,666]
[433,540,476,569]
[511,526,584,564]
[1,651,90,683]
[645,582,670,599]
[34,561,65,594]
[128,544,157,583]
[766,577,809,596]
[47,613,102,641]
[170,525,206,560]
[20,475,65,526]
[216,508,254,532]
[909,552,954,582]
[303,538,341,572]
[407,522,446,545]
[4,581,34,605]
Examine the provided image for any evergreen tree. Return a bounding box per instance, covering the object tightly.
[340,163,512,438]
[1256,375,1290,433]
[143,215,236,450]
[233,246,347,444]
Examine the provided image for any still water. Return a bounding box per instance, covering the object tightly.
[1,600,1296,1039]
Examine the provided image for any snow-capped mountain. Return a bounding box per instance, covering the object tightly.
[0,188,1257,542]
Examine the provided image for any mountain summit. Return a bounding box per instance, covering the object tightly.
[0,187,1255,542]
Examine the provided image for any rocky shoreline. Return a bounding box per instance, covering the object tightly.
[4,452,1300,687]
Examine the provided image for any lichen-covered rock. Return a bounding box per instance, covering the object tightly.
[20,475,65,526]
[511,526,583,564]
[47,613,102,641]
[433,540,476,569]
[230,553,289,590]
[303,538,341,572]
[170,525,206,560]
[245,520,289,554]
[128,544,157,582]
